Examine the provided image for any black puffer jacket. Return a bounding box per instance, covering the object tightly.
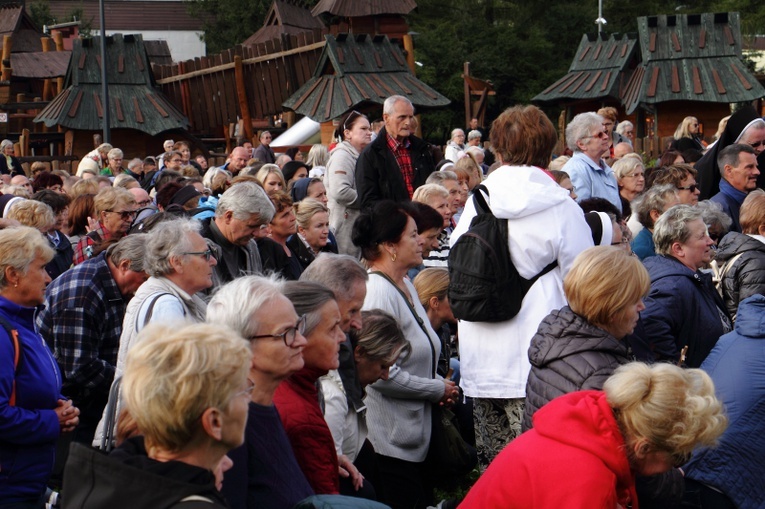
[522,306,632,431]
[716,232,765,320]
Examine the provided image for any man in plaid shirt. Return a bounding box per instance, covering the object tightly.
[37,234,149,444]
[356,95,436,209]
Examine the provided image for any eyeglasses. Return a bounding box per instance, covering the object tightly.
[181,248,215,262]
[249,315,307,347]
[676,184,699,193]
[106,210,138,220]
[343,110,362,132]
[748,140,765,149]
[234,379,256,399]
[136,199,153,207]
[585,131,609,140]
[625,172,644,178]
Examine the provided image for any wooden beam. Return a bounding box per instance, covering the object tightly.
[155,41,326,85]
[233,55,253,141]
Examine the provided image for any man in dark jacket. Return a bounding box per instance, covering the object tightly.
[710,143,760,233]
[355,95,436,209]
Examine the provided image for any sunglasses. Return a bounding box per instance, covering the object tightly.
[343,110,363,132]
[181,248,215,262]
[106,210,138,221]
[676,184,699,193]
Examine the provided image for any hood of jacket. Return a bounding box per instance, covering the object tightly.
[329,140,360,160]
[481,165,572,220]
[528,306,629,369]
[643,254,704,283]
[63,437,227,509]
[716,232,765,263]
[733,294,765,339]
[533,391,633,487]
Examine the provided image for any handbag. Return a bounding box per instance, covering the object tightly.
[369,271,475,475]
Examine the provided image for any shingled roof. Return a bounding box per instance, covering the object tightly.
[622,12,764,113]
[311,0,417,17]
[243,0,325,47]
[34,33,189,135]
[0,3,48,52]
[283,33,449,123]
[533,33,638,103]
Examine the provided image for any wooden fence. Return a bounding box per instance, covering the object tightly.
[152,30,327,140]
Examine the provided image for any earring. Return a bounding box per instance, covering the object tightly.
[390,252,397,262]
[13,282,17,288]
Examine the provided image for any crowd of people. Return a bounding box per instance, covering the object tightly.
[0,94,763,509]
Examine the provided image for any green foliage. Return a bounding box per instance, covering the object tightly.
[185,0,320,54]
[28,0,55,31]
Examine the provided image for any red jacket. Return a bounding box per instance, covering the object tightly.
[460,391,638,509]
[274,366,339,495]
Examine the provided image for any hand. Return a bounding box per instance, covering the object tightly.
[54,399,80,432]
[338,454,364,491]
[85,216,99,233]
[439,379,459,407]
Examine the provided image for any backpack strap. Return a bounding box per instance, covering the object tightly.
[136,292,173,332]
[171,495,215,508]
[0,314,21,406]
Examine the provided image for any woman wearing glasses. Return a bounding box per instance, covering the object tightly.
[671,116,706,152]
[73,187,137,264]
[208,276,314,509]
[612,154,645,217]
[562,112,622,213]
[275,282,346,495]
[93,218,214,447]
[325,110,372,257]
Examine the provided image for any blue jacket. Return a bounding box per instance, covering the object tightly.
[632,255,731,367]
[630,227,656,261]
[0,296,62,503]
[710,178,747,233]
[684,295,765,509]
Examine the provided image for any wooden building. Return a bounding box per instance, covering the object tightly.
[533,12,765,156]
[243,0,326,47]
[34,33,189,159]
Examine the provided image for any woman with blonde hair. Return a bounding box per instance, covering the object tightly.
[523,245,649,429]
[462,362,726,509]
[63,322,251,508]
[672,115,706,151]
[286,198,337,271]
[612,153,646,216]
[0,226,79,506]
[254,164,286,194]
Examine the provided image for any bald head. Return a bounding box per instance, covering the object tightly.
[129,187,151,207]
[228,147,250,174]
[613,142,634,160]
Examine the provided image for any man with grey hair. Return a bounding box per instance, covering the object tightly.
[93,217,214,447]
[201,181,274,292]
[356,95,436,208]
[467,129,482,147]
[562,112,622,213]
[710,143,760,233]
[37,233,150,445]
[253,130,275,164]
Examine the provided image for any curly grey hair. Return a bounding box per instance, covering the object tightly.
[653,204,704,256]
[565,112,604,152]
[144,217,200,277]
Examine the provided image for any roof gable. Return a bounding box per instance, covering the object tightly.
[0,3,47,52]
[637,12,741,62]
[283,33,449,123]
[311,0,417,17]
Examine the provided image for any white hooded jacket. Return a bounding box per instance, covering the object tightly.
[450,165,593,399]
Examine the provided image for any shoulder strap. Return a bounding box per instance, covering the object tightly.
[370,271,437,378]
[172,495,216,508]
[137,292,174,331]
[0,314,21,406]
[472,184,490,215]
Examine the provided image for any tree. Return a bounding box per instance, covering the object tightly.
[28,0,55,31]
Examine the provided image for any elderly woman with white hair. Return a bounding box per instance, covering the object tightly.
[64,322,252,508]
[92,218,216,447]
[207,275,314,509]
[104,148,125,177]
[0,139,22,177]
[630,184,680,260]
[612,153,645,215]
[562,112,622,213]
[633,205,732,368]
[444,129,465,163]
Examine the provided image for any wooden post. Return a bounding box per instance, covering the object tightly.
[463,62,471,129]
[402,34,416,74]
[233,55,253,142]
[41,37,53,101]
[1,35,12,82]
[51,31,64,52]
[20,128,30,157]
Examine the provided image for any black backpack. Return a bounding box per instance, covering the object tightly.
[448,185,558,322]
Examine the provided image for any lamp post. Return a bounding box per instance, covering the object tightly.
[595,0,607,34]
[99,0,110,143]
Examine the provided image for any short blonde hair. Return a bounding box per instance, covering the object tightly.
[413,268,449,309]
[412,183,448,207]
[7,200,56,232]
[0,226,55,289]
[294,197,328,229]
[740,189,765,235]
[70,178,100,199]
[605,362,726,457]
[255,164,286,189]
[122,322,251,454]
[113,174,139,190]
[94,186,136,216]
[564,246,649,330]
